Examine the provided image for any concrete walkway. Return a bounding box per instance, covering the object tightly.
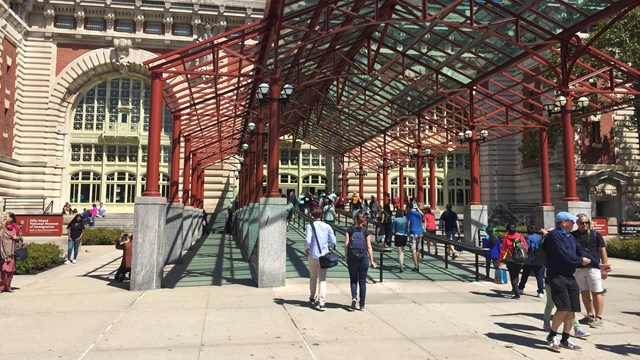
[4,230,640,359]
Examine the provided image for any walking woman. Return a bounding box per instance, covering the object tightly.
[66,214,85,264]
[305,207,337,311]
[1,212,24,292]
[392,209,408,272]
[344,212,377,311]
[498,223,528,299]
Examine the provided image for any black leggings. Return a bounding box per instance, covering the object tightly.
[506,262,524,296]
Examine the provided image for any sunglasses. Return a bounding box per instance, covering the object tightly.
[577,221,590,225]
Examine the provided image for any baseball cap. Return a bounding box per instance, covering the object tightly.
[555,211,577,222]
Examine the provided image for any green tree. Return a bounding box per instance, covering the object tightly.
[589,7,640,132]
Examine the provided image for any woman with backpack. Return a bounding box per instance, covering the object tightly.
[498,223,529,299]
[518,224,545,297]
[481,226,501,280]
[344,212,378,311]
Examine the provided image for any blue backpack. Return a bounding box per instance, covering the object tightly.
[348,228,367,260]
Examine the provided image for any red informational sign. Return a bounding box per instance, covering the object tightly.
[15,215,64,236]
[591,217,608,236]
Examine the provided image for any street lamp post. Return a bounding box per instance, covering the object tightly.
[543,94,589,202]
[255,82,294,198]
[457,128,488,205]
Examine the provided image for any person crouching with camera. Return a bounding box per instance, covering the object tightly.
[115,233,133,282]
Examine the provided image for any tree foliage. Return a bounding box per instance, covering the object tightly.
[589,7,640,131]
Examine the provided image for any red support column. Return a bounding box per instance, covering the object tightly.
[265,83,281,198]
[382,159,389,206]
[169,114,181,203]
[199,165,205,209]
[469,129,481,205]
[143,72,163,197]
[429,157,436,210]
[190,157,198,206]
[254,121,265,201]
[399,166,405,210]
[560,96,580,201]
[182,138,191,205]
[341,170,347,199]
[539,127,552,206]
[416,146,424,204]
[245,144,255,204]
[358,168,364,200]
[376,173,381,203]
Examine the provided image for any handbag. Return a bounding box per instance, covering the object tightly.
[495,269,508,284]
[311,221,338,269]
[14,246,28,261]
[454,233,463,252]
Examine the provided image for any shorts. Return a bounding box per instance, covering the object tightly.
[445,230,456,240]
[409,234,422,252]
[394,235,407,247]
[574,268,604,293]
[548,275,581,312]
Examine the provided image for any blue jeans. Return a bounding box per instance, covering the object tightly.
[519,264,545,294]
[348,257,370,308]
[68,238,81,260]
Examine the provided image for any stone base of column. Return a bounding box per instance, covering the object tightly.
[165,202,184,264]
[246,202,259,259]
[534,205,556,230]
[132,196,166,291]
[251,197,287,288]
[558,201,592,220]
[463,204,488,246]
[182,206,194,251]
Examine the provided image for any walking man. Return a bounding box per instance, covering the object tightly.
[305,207,337,311]
[439,204,460,259]
[544,212,610,352]
[572,213,609,328]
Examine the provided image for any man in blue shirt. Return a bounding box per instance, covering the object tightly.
[406,204,424,272]
[305,207,337,311]
[544,212,610,352]
[439,203,460,260]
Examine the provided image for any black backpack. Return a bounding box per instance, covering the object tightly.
[535,234,549,266]
[348,228,367,260]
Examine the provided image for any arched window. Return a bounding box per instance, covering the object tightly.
[301,175,326,185]
[390,176,416,200]
[447,177,470,206]
[280,174,298,184]
[69,171,101,204]
[140,173,170,199]
[68,76,172,211]
[106,171,137,203]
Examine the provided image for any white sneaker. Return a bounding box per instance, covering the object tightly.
[64,260,70,265]
[72,259,77,264]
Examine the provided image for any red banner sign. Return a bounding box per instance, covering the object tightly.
[15,215,64,236]
[591,217,608,236]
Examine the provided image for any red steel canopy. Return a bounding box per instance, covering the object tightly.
[145,0,640,169]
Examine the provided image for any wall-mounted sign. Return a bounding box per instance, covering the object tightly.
[15,215,64,236]
[619,221,640,236]
[591,218,608,236]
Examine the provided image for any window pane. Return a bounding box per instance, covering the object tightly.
[145,22,162,35]
[55,16,75,29]
[174,23,191,36]
[86,18,104,31]
[117,146,127,162]
[115,20,133,33]
[71,145,81,162]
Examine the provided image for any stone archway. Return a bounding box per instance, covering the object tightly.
[580,170,632,221]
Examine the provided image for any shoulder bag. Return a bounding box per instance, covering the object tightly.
[311,221,338,269]
[14,245,28,261]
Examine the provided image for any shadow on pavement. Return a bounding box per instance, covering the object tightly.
[274,297,353,312]
[469,289,512,298]
[595,343,640,356]
[484,332,547,350]
[494,321,543,335]
[491,312,544,322]
[83,256,130,290]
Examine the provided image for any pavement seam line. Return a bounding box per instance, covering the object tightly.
[196,286,214,360]
[277,298,318,360]
[78,291,147,360]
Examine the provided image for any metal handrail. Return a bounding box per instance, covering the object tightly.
[496,204,525,226]
[44,200,54,214]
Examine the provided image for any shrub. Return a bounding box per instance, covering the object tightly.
[82,228,124,245]
[15,243,65,275]
[606,238,640,261]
